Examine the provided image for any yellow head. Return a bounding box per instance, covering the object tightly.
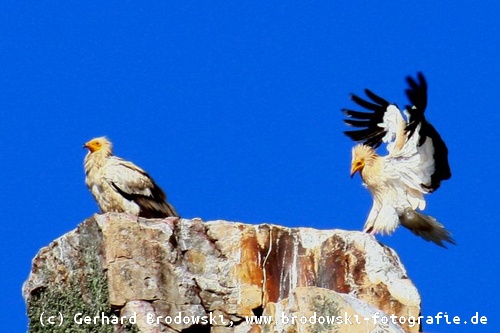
[83,137,113,154]
[350,144,377,178]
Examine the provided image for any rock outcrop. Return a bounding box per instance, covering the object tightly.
[23,213,421,333]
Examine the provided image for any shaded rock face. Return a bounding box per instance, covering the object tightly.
[23,214,421,333]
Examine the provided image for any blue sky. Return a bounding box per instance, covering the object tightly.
[1,1,499,332]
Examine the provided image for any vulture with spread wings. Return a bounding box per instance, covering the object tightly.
[343,73,453,247]
[83,137,179,218]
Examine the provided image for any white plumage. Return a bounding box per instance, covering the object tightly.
[83,137,179,218]
[343,73,453,247]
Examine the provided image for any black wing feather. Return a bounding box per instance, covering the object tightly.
[404,72,451,191]
[342,109,374,119]
[108,162,180,218]
[405,72,428,140]
[342,88,390,148]
[365,89,391,106]
[343,119,372,128]
[111,181,179,218]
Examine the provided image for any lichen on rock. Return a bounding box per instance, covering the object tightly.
[25,217,114,333]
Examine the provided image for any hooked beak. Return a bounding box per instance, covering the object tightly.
[350,165,362,178]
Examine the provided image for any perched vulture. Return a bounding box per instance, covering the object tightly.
[83,137,179,218]
[342,73,453,247]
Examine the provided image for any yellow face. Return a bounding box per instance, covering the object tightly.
[350,158,365,177]
[83,138,105,153]
[350,144,375,178]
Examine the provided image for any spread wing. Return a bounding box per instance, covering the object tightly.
[103,157,179,218]
[343,89,406,154]
[343,73,451,192]
[404,73,451,191]
[384,129,432,205]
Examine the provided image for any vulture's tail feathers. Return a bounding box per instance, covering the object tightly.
[399,209,455,248]
[135,197,180,218]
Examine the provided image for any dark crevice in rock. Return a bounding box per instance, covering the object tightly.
[252,305,264,317]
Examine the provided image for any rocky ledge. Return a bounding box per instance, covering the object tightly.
[23,213,421,332]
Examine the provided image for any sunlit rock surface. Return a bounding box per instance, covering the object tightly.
[23,213,420,332]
